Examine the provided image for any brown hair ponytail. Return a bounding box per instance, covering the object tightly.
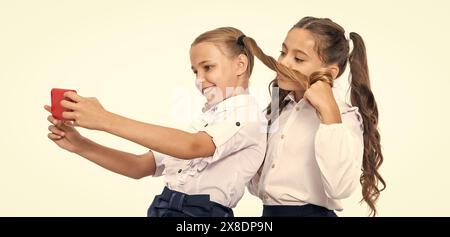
[349,32,386,216]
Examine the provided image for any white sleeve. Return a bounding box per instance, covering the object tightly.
[199,121,243,147]
[151,151,171,177]
[200,121,267,164]
[247,171,262,198]
[314,108,364,199]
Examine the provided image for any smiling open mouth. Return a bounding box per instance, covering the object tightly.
[202,86,215,95]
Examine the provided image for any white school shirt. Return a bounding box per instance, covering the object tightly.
[153,94,267,208]
[248,91,364,211]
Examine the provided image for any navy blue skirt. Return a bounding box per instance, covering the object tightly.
[147,186,234,217]
[263,204,337,217]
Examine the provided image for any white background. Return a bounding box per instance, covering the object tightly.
[1,0,449,216]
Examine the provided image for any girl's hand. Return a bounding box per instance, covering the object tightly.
[59,92,112,131]
[44,105,88,154]
[304,81,342,124]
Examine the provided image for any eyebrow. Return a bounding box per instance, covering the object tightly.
[282,43,309,57]
[191,60,211,71]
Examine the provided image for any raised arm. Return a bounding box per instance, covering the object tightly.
[45,105,156,179]
[77,138,157,179]
[60,92,216,159]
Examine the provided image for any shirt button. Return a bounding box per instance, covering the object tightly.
[177,169,182,173]
[263,194,269,200]
[235,122,240,126]
[281,134,285,139]
[295,107,300,111]
[271,164,275,169]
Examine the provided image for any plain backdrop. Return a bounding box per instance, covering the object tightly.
[1,0,449,216]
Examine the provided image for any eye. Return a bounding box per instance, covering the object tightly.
[204,65,213,71]
[192,70,198,75]
[279,51,286,57]
[294,58,304,63]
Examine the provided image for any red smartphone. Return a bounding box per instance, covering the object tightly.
[51,88,77,120]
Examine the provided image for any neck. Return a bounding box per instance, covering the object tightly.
[294,90,305,102]
[236,76,249,89]
[224,85,249,100]
[232,78,249,96]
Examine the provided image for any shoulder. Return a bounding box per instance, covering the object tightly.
[336,100,364,132]
[200,94,267,146]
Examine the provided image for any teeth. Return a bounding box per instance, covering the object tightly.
[203,87,215,95]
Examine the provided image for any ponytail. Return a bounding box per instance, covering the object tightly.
[349,32,386,216]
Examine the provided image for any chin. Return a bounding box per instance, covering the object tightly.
[205,92,225,105]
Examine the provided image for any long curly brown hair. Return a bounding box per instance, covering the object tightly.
[241,17,386,216]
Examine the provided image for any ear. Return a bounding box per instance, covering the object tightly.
[234,54,249,77]
[326,64,340,79]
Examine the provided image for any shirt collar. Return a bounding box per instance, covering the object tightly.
[283,91,308,108]
[284,92,296,103]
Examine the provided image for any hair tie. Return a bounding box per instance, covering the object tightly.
[345,32,350,41]
[237,35,246,47]
[345,32,353,61]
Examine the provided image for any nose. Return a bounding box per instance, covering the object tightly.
[195,78,204,92]
[278,56,292,68]
[195,76,204,85]
[195,74,210,90]
[196,74,206,85]
[196,70,206,81]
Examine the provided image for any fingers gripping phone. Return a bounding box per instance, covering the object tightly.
[51,88,77,120]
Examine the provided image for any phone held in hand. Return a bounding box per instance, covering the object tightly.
[51,88,77,120]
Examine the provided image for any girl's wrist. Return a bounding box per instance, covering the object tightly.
[318,101,342,124]
[100,111,116,132]
[73,136,92,155]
